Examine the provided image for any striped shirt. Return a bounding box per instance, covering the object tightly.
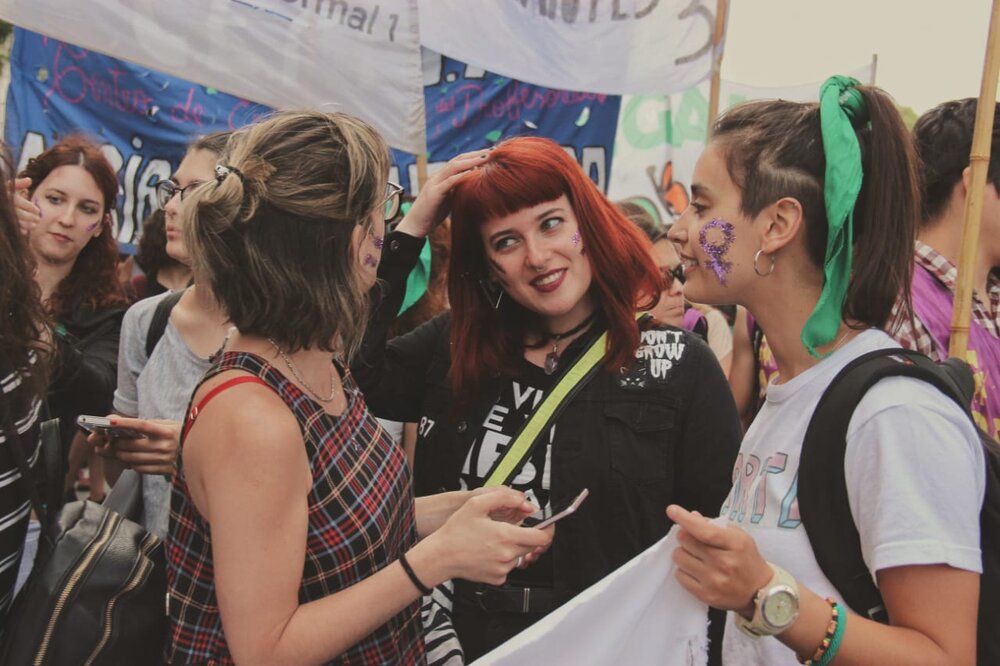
[0,350,42,634]
[166,351,424,665]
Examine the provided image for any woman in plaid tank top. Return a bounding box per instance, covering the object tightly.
[166,111,550,665]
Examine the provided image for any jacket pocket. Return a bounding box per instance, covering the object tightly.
[604,400,675,481]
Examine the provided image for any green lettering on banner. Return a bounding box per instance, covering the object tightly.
[620,95,672,150]
[727,93,748,108]
[673,88,708,145]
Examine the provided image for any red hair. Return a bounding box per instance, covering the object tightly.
[20,136,127,316]
[448,136,660,401]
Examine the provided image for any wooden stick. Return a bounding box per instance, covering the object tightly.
[706,0,729,139]
[869,53,878,86]
[949,0,1000,359]
[416,153,429,190]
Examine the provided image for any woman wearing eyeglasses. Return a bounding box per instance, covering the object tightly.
[86,133,234,537]
[354,136,742,660]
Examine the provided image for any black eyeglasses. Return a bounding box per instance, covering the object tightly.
[383,182,404,222]
[155,180,203,210]
[660,264,686,287]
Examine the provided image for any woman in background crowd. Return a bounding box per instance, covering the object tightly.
[17,137,128,503]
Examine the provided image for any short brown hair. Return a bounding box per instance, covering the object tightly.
[183,110,390,356]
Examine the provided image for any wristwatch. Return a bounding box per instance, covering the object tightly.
[735,562,800,638]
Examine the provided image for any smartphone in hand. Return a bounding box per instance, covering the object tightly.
[534,488,589,529]
[76,415,144,440]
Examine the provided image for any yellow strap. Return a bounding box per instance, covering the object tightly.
[483,332,608,487]
[482,313,646,488]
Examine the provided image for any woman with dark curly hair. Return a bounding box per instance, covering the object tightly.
[17,136,128,500]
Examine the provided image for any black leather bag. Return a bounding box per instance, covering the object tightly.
[1,406,167,666]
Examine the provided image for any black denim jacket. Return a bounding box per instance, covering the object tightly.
[353,231,741,599]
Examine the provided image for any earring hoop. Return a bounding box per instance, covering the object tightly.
[478,279,504,310]
[753,249,776,277]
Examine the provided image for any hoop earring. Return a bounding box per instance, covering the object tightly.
[478,279,504,310]
[753,249,776,277]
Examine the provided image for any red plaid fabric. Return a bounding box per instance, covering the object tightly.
[891,241,1000,361]
[165,352,424,665]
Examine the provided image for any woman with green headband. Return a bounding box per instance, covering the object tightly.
[666,78,984,664]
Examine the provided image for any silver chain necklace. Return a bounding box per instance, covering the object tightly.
[267,338,338,403]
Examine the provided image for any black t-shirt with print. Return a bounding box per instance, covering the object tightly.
[458,357,560,587]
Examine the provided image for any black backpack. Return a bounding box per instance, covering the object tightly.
[145,290,185,358]
[799,348,1000,665]
[1,408,167,665]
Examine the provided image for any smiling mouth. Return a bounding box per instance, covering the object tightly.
[531,269,566,290]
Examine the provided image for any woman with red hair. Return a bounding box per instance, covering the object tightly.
[17,136,128,501]
[355,136,741,659]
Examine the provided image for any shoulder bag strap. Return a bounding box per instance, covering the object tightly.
[482,314,643,488]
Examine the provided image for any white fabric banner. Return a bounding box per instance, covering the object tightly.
[0,0,427,153]
[607,64,877,227]
[420,0,722,95]
[472,527,710,666]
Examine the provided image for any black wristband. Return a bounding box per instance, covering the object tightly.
[399,552,432,596]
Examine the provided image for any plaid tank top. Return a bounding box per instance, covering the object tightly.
[165,351,424,665]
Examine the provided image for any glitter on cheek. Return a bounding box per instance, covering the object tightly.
[364,253,379,268]
[370,234,384,250]
[85,222,100,233]
[570,231,581,246]
[698,218,736,285]
[32,198,42,218]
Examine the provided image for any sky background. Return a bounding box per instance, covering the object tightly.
[723,0,997,114]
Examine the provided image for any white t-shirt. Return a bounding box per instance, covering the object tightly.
[114,290,213,537]
[720,329,985,665]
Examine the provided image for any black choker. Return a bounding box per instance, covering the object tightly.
[542,311,598,375]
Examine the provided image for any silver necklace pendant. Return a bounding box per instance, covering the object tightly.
[544,342,560,375]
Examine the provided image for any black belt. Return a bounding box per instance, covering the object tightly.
[453,580,564,614]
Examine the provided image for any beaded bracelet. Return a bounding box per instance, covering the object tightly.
[798,598,840,665]
[817,604,846,666]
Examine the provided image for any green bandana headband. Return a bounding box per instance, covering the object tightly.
[801,75,867,358]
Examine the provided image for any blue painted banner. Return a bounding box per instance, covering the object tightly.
[5,28,621,246]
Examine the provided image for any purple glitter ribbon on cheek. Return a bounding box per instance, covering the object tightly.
[364,254,378,268]
[371,234,384,250]
[698,218,735,285]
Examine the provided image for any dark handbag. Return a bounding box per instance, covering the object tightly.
[0,404,167,666]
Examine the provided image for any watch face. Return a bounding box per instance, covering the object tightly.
[761,586,799,629]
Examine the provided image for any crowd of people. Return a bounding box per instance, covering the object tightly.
[0,76,995,665]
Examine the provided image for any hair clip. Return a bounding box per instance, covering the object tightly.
[214,163,245,185]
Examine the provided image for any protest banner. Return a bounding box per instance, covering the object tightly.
[0,0,426,154]
[421,0,721,96]
[4,31,622,246]
[606,63,877,226]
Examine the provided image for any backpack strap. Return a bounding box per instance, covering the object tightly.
[798,347,972,624]
[145,290,185,358]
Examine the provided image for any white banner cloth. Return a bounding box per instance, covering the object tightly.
[420,0,721,95]
[0,0,427,153]
[472,527,709,666]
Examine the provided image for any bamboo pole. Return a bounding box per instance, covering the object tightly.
[949,0,1000,359]
[706,0,729,139]
[416,153,429,190]
[869,53,878,86]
